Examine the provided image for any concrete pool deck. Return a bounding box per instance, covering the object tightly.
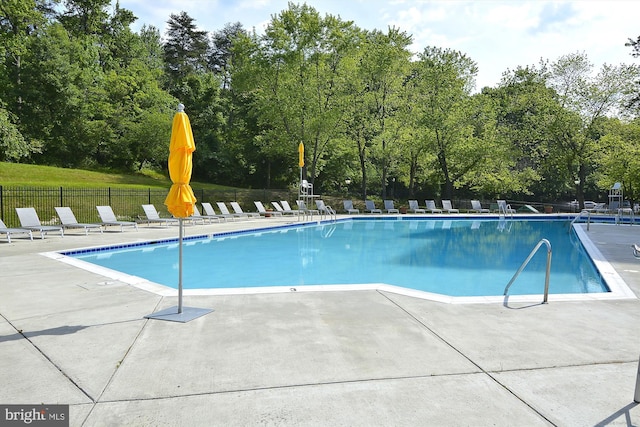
[2,215,640,425]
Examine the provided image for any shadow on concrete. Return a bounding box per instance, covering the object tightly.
[0,319,140,343]
[593,402,639,427]
[502,295,547,309]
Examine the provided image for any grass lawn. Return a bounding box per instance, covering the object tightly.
[0,162,233,190]
[0,162,296,225]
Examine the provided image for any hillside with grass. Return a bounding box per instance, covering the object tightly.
[0,162,294,225]
[0,162,233,190]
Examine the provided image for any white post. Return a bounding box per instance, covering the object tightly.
[634,355,640,402]
[299,168,303,220]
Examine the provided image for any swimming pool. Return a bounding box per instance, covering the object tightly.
[59,218,618,300]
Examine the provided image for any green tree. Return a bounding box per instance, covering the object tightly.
[214,25,264,187]
[411,46,482,199]
[0,105,42,161]
[163,11,209,95]
[350,28,412,199]
[231,3,361,189]
[625,35,640,110]
[453,93,509,197]
[0,1,55,162]
[138,25,164,75]
[0,0,56,117]
[124,109,173,171]
[484,66,564,199]
[340,51,373,199]
[101,1,139,70]
[547,52,639,207]
[15,6,176,170]
[17,22,100,166]
[161,12,228,182]
[209,22,244,90]
[58,0,109,36]
[95,60,177,170]
[179,73,226,182]
[386,64,429,198]
[597,118,640,205]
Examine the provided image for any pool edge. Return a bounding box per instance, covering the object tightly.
[40,218,638,304]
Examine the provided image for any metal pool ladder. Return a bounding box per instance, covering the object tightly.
[320,223,336,238]
[503,238,552,303]
[570,209,592,231]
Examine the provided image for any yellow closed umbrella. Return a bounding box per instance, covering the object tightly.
[298,142,304,168]
[146,104,212,322]
[164,104,197,218]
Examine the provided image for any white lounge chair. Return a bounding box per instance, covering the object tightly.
[141,204,180,227]
[96,206,138,232]
[343,200,359,214]
[408,200,425,213]
[442,200,459,213]
[230,201,260,219]
[280,201,300,215]
[425,200,443,213]
[0,218,33,243]
[192,204,222,224]
[201,202,229,222]
[15,207,64,238]
[365,200,382,214]
[315,199,336,217]
[271,201,293,215]
[55,207,103,234]
[383,200,399,214]
[497,200,516,214]
[216,202,245,221]
[470,200,490,213]
[296,200,319,216]
[254,201,282,217]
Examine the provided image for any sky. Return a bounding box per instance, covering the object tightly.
[113,0,639,90]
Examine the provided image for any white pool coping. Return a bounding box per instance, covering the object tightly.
[41,219,637,304]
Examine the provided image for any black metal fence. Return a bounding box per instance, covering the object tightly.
[0,186,297,227]
[0,185,570,227]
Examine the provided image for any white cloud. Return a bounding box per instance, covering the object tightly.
[114,0,640,90]
[483,2,540,30]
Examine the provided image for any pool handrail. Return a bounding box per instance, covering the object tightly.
[570,209,592,231]
[503,238,552,303]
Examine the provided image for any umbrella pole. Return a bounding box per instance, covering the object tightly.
[178,217,183,314]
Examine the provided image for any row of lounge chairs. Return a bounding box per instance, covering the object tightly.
[0,200,316,243]
[345,199,472,214]
[343,199,516,214]
[145,200,311,222]
[0,199,515,243]
[0,206,139,242]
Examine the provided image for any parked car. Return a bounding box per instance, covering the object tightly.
[569,200,597,210]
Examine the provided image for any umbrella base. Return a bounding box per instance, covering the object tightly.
[145,306,213,323]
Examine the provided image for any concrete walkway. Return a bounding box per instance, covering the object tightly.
[2,216,640,426]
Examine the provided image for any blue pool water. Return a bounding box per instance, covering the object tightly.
[66,218,608,297]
